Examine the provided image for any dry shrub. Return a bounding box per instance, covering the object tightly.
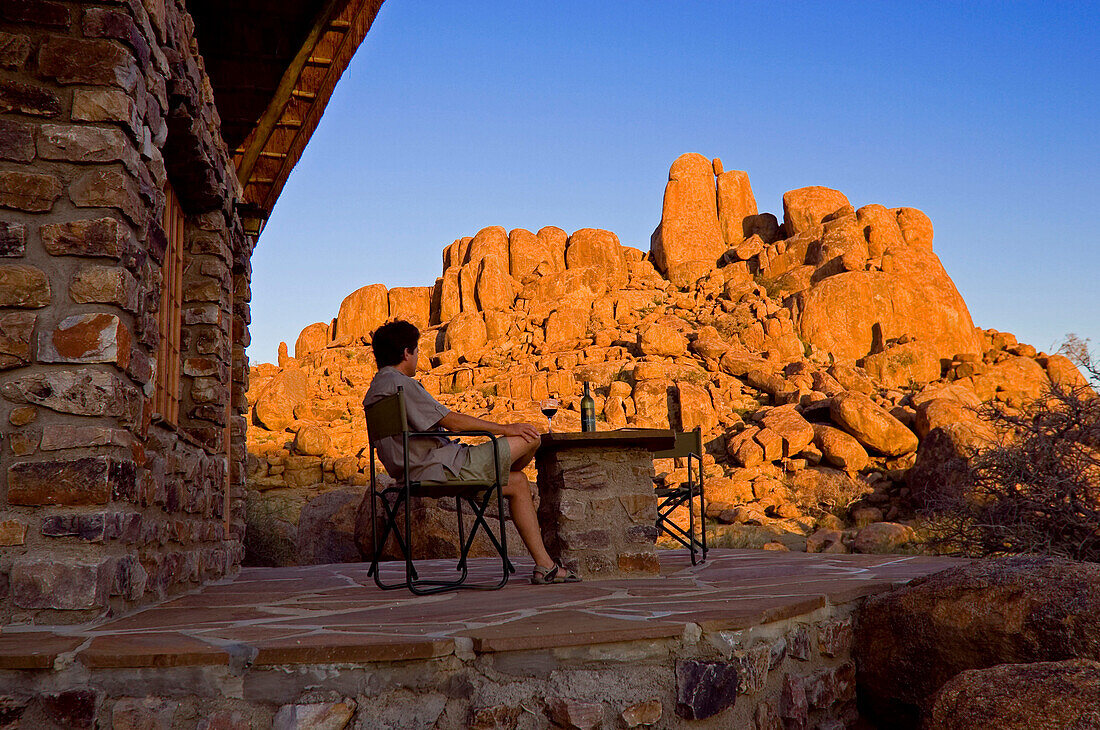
[924,337,1100,561]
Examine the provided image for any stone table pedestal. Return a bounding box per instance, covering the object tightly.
[536,430,675,580]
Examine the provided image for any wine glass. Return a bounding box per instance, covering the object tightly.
[541,399,559,433]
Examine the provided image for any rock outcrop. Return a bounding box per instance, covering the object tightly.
[925,659,1100,730]
[856,557,1100,728]
[244,154,1085,567]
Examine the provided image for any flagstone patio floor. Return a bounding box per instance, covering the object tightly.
[0,549,964,671]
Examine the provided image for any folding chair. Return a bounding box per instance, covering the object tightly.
[365,387,514,594]
[654,427,708,565]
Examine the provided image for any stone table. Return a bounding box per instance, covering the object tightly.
[536,430,675,580]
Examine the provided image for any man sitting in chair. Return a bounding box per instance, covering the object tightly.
[363,320,580,584]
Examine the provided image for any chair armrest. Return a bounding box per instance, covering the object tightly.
[408,430,499,443]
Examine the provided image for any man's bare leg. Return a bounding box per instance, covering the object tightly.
[505,435,539,470]
[502,470,554,569]
[501,435,554,569]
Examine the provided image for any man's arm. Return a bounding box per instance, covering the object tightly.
[438,411,540,443]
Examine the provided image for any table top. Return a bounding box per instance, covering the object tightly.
[538,429,676,452]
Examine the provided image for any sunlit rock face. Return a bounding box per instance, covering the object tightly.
[246,154,1080,568]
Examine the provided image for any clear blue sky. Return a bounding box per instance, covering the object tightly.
[249,1,1099,364]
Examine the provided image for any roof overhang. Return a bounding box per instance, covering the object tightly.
[188,0,384,225]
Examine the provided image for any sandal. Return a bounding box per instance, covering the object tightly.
[531,565,582,585]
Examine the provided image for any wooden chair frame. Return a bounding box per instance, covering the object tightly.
[365,387,514,594]
[654,427,708,565]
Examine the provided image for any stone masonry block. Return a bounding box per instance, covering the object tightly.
[37,123,130,163]
[41,513,108,542]
[7,456,113,506]
[40,424,131,451]
[0,171,62,212]
[0,79,62,117]
[41,217,130,258]
[0,264,50,307]
[38,35,138,89]
[69,264,139,311]
[0,519,27,546]
[82,8,151,69]
[676,660,739,720]
[617,552,661,574]
[38,312,132,368]
[0,310,35,369]
[780,673,809,729]
[0,32,34,71]
[72,88,138,130]
[0,119,34,162]
[69,168,147,227]
[817,617,854,658]
[0,1,71,27]
[0,221,26,256]
[1,369,138,419]
[112,697,176,730]
[10,558,111,609]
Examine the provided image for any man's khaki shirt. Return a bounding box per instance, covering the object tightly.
[363,366,466,482]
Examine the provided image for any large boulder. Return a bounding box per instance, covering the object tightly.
[335,283,388,343]
[536,226,568,272]
[474,254,516,311]
[463,225,509,266]
[759,405,814,457]
[355,491,522,562]
[507,227,541,280]
[565,228,626,287]
[245,486,365,566]
[444,310,487,353]
[798,244,982,363]
[1042,354,1092,392]
[856,204,905,256]
[925,659,1100,730]
[253,367,308,432]
[782,186,850,237]
[856,557,1100,728]
[812,424,868,471]
[906,420,991,509]
[860,340,943,389]
[388,286,432,329]
[716,169,757,246]
[829,392,918,456]
[650,153,723,280]
[638,323,687,357]
[294,322,330,360]
[852,521,916,554]
[970,355,1050,403]
[892,207,934,249]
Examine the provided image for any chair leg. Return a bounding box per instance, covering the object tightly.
[371,490,419,590]
[688,481,698,566]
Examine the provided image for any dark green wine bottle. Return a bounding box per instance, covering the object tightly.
[580,381,596,432]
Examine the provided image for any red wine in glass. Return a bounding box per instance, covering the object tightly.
[541,399,558,432]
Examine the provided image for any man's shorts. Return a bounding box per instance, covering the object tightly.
[451,438,511,487]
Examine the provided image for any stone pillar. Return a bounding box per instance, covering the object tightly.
[0,0,246,624]
[536,437,665,580]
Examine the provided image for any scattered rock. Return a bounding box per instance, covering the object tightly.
[852,521,915,554]
[925,659,1100,730]
[857,557,1100,728]
[830,392,918,456]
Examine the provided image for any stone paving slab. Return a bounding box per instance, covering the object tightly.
[0,550,964,670]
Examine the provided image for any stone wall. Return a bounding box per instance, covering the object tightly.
[0,0,249,623]
[0,607,858,728]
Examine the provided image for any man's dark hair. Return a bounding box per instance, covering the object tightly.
[371,320,420,368]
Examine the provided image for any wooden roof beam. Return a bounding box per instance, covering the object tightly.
[235,0,346,186]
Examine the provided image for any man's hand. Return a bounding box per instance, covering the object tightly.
[502,422,540,443]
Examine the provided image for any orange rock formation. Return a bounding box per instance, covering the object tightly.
[243,154,1084,565]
